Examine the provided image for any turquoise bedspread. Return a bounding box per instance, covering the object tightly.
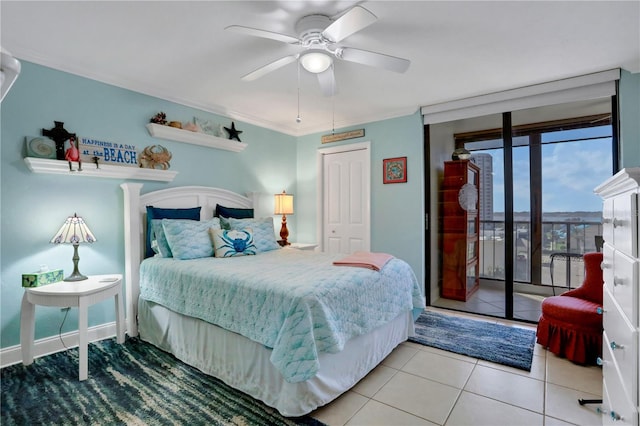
[139,249,424,383]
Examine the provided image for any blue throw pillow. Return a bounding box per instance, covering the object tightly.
[161,218,221,260]
[210,228,257,257]
[146,206,201,258]
[226,217,280,252]
[215,204,254,219]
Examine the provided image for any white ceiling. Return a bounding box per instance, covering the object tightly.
[2,1,639,136]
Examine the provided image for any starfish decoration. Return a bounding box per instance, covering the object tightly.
[224,122,243,142]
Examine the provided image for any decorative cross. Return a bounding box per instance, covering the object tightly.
[42,121,76,160]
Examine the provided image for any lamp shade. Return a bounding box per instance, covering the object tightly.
[299,50,333,74]
[51,213,96,281]
[274,191,294,215]
[51,213,96,244]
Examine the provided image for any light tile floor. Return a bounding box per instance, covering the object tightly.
[432,285,546,322]
[310,308,603,426]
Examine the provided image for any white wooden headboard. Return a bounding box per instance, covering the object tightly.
[120,183,255,336]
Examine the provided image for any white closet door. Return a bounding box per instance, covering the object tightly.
[321,146,370,254]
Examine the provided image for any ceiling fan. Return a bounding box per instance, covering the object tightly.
[226,5,410,96]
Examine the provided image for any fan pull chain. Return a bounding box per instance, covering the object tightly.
[331,63,335,134]
[296,60,302,123]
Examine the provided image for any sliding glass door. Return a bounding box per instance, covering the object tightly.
[432,98,614,322]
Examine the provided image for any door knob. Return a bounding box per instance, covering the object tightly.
[610,341,624,350]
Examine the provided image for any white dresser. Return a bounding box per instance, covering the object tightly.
[595,168,640,426]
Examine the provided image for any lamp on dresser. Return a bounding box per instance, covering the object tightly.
[51,213,96,281]
[274,190,294,246]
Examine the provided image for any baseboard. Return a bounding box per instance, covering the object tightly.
[0,321,118,368]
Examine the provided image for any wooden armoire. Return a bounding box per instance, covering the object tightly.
[441,160,480,301]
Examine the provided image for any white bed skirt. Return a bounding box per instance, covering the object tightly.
[138,298,414,417]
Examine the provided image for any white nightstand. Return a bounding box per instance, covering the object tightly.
[20,274,125,381]
[288,243,318,251]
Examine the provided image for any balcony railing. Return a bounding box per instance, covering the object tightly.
[479,220,603,289]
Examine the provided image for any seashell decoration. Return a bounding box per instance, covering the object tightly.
[183,122,201,132]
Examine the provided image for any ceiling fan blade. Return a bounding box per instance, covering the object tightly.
[241,55,298,81]
[338,47,410,73]
[225,25,300,44]
[322,6,377,43]
[317,67,337,97]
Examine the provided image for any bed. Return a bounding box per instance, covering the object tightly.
[121,183,425,416]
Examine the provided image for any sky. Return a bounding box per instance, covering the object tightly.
[478,126,612,213]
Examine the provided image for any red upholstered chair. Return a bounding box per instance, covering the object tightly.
[536,252,603,365]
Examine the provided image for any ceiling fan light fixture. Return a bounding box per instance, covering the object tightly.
[300,50,333,74]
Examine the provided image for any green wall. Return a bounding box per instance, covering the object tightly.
[0,61,296,348]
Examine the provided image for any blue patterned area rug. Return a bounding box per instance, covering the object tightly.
[409,310,536,371]
[1,337,325,426]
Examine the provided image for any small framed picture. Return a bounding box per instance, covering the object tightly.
[383,157,407,184]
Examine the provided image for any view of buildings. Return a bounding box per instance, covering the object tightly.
[467,128,610,288]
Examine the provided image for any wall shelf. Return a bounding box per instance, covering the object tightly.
[24,157,178,182]
[146,123,247,152]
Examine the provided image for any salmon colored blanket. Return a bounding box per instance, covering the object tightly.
[333,251,395,271]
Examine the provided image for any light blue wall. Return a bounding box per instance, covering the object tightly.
[295,113,425,287]
[0,62,296,348]
[1,63,636,352]
[619,70,640,168]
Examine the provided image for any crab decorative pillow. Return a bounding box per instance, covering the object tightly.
[210,228,257,257]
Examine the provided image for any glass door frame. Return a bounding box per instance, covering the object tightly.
[450,103,617,321]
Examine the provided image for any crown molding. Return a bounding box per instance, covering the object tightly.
[13,49,419,138]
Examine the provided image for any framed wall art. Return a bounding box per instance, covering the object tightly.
[383,157,407,184]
